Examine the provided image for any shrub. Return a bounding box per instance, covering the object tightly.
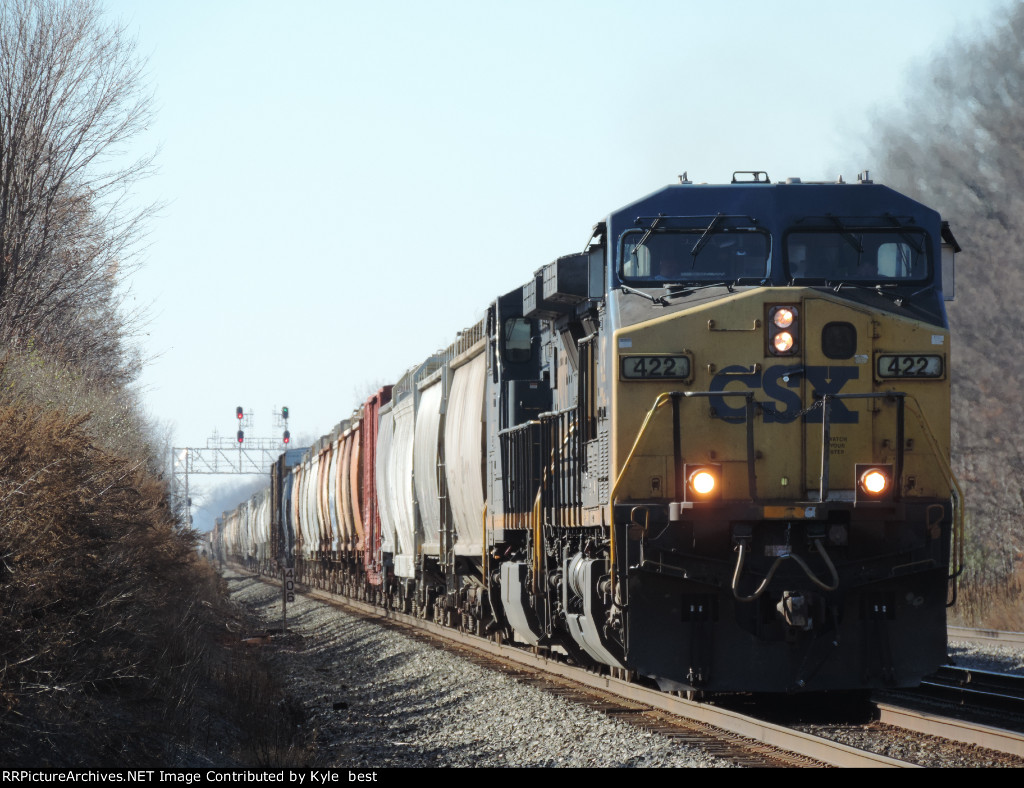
[0,351,306,765]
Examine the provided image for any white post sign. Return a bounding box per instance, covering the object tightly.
[283,566,295,630]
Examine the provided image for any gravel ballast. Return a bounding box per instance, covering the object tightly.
[226,571,1024,768]
[948,640,1024,675]
[226,572,733,768]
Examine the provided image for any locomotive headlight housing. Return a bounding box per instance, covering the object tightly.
[773,307,795,329]
[855,463,894,504]
[767,305,799,356]
[861,469,888,494]
[691,470,716,495]
[773,331,795,353]
[684,463,721,502]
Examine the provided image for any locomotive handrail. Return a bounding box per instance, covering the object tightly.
[514,406,584,594]
[817,391,964,603]
[610,390,964,604]
[607,389,757,586]
[903,395,966,603]
[816,391,908,503]
[497,420,541,437]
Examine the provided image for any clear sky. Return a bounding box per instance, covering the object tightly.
[104,0,1011,529]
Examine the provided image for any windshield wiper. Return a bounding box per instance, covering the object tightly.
[619,284,668,305]
[662,281,737,300]
[883,215,925,255]
[631,214,664,260]
[688,213,724,263]
[827,215,864,257]
[829,281,904,306]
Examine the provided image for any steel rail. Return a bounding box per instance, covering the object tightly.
[948,626,1024,647]
[283,580,916,768]
[875,665,1024,759]
[926,665,1024,701]
[874,702,1024,758]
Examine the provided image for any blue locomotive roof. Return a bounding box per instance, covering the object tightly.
[606,178,943,291]
[609,179,937,225]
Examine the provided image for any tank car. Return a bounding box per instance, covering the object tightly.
[222,172,963,695]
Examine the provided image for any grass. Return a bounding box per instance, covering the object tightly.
[949,563,1024,631]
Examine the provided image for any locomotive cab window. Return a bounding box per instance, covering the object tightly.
[785,229,929,284]
[620,225,770,285]
[501,317,533,364]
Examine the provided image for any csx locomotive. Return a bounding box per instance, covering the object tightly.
[215,171,963,694]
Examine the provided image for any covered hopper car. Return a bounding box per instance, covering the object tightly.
[215,172,963,694]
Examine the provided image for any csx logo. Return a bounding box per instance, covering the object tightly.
[709,364,860,423]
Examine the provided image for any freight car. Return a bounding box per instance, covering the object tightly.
[214,172,963,694]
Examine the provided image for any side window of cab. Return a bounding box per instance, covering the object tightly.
[502,318,532,364]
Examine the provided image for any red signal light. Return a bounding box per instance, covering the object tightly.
[283,430,290,444]
[236,406,243,420]
[237,430,244,444]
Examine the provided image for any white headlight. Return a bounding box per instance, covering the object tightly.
[773,307,795,328]
[689,469,717,495]
[860,469,889,495]
[773,331,795,353]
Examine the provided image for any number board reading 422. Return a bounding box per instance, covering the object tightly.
[876,354,944,379]
[621,355,691,380]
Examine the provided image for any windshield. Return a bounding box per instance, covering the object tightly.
[620,227,769,284]
[785,229,929,284]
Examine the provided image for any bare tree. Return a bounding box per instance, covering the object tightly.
[0,0,156,386]
[864,2,1024,599]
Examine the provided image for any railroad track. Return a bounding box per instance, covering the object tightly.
[872,666,1024,759]
[860,627,1024,759]
[947,626,1024,648]
[921,665,1024,713]
[244,569,918,768]
[238,567,1024,766]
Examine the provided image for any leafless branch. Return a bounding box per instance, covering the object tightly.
[0,0,158,387]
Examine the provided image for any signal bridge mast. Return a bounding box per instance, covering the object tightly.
[172,406,299,528]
